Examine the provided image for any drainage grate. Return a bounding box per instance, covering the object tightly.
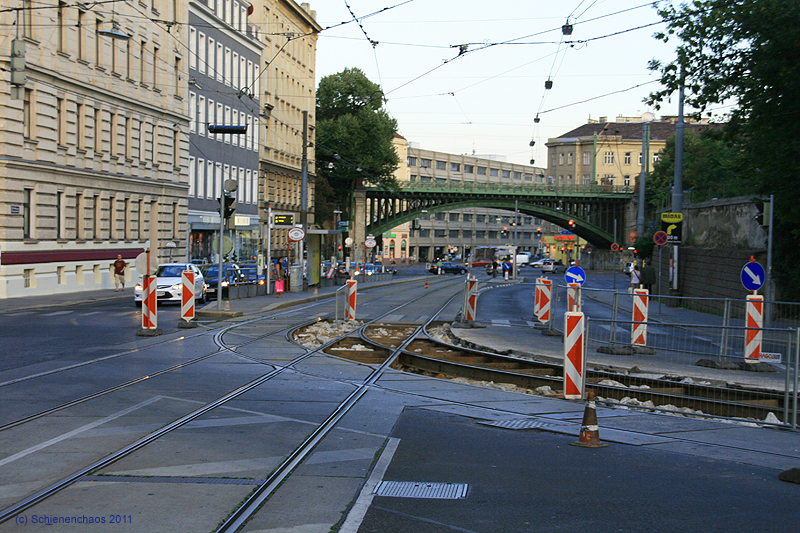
[374,481,468,499]
[480,418,559,430]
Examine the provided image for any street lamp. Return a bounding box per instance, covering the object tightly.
[637,112,655,237]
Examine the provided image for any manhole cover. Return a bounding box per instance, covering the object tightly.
[480,418,559,430]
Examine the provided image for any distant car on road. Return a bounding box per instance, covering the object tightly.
[200,264,244,300]
[134,263,206,306]
[531,257,550,269]
[429,261,468,275]
[541,259,567,274]
[623,262,634,275]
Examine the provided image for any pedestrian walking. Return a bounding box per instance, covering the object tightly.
[491,259,499,278]
[629,264,641,292]
[113,254,127,292]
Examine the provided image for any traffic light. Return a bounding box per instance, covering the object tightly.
[218,195,235,219]
[568,219,575,228]
[560,246,566,252]
[11,40,26,86]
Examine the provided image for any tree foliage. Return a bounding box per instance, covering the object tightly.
[315,68,399,223]
[648,128,743,208]
[646,0,800,300]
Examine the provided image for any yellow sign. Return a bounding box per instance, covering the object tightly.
[661,212,683,222]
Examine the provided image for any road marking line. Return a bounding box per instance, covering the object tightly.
[0,396,164,468]
[339,438,400,533]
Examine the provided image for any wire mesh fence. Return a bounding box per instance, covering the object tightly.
[548,283,799,428]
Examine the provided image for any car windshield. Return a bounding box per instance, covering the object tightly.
[156,265,186,278]
[202,266,218,277]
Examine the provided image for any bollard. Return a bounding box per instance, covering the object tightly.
[533,278,541,320]
[179,271,198,329]
[464,277,478,321]
[745,294,764,363]
[345,279,358,320]
[137,275,162,336]
[564,311,585,400]
[567,283,581,313]
[538,278,552,324]
[631,288,649,346]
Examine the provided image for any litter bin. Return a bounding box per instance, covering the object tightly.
[290,265,302,293]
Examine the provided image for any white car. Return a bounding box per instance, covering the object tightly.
[134,263,206,306]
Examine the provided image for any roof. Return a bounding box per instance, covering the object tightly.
[554,121,719,142]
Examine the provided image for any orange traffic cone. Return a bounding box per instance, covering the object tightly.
[571,391,608,448]
[424,281,429,289]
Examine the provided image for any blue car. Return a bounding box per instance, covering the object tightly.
[200,264,244,300]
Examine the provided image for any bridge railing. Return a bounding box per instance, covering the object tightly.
[371,181,634,195]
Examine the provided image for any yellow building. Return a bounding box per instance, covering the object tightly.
[253,1,322,257]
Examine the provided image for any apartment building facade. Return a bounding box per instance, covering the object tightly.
[0,1,189,298]
[186,0,263,262]
[545,114,712,188]
[253,1,321,258]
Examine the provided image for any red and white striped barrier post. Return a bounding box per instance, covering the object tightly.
[141,276,158,330]
[533,278,541,320]
[631,288,649,346]
[179,270,197,328]
[345,279,358,320]
[464,277,478,321]
[567,283,582,313]
[564,311,585,400]
[538,279,552,324]
[745,294,763,363]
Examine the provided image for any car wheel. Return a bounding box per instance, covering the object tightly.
[196,291,205,304]
[460,269,467,274]
[135,301,142,307]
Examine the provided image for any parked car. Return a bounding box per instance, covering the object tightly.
[134,263,206,306]
[429,261,468,275]
[239,265,266,286]
[541,259,567,273]
[200,264,244,300]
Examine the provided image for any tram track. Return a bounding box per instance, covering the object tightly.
[308,320,790,424]
[0,277,464,526]
[0,277,457,432]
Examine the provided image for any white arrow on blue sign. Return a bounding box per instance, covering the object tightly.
[741,262,765,291]
[565,266,586,286]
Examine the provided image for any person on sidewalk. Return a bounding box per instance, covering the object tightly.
[629,264,641,292]
[113,255,127,292]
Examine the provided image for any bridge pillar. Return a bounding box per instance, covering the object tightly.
[352,189,367,263]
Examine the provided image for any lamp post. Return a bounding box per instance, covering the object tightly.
[636,112,655,237]
[333,210,342,261]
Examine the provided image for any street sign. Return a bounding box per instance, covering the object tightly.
[565,266,586,286]
[660,212,683,243]
[134,252,158,276]
[741,261,765,291]
[610,243,620,252]
[653,231,668,246]
[287,227,306,242]
[364,237,377,248]
[628,231,637,243]
[337,220,348,227]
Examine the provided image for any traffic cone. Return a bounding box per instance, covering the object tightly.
[571,391,608,448]
[424,281,429,289]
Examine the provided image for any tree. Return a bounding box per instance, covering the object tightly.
[646,0,800,300]
[647,128,742,209]
[315,68,399,224]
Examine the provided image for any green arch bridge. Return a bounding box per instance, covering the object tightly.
[352,181,635,253]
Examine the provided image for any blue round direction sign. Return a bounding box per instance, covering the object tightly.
[741,261,765,291]
[565,266,587,286]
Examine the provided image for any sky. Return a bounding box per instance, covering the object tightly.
[309,0,685,167]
